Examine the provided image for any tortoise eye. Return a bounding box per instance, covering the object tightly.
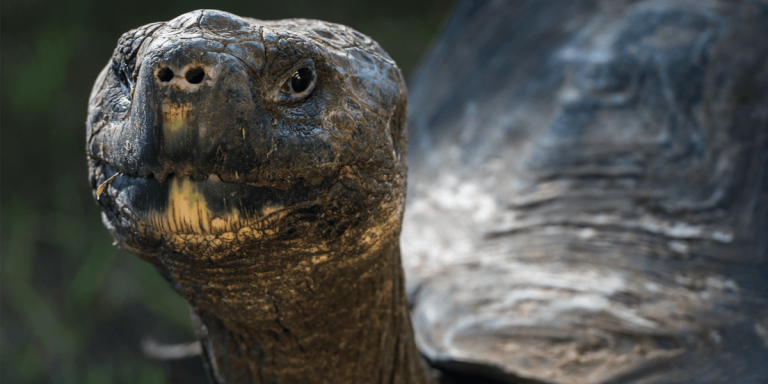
[279,66,316,102]
[289,67,314,93]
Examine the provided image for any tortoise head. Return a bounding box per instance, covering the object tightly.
[86,10,408,271]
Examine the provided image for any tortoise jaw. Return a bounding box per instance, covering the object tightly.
[92,159,369,257]
[139,174,276,237]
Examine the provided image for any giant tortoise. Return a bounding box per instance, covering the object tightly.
[86,1,768,383]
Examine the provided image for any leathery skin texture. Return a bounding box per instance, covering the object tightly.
[86,10,433,384]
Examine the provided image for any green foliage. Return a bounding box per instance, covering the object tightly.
[0,0,454,382]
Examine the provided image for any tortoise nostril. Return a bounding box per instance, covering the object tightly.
[185,67,205,84]
[157,67,174,82]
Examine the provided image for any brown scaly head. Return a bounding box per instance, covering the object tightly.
[87,10,431,384]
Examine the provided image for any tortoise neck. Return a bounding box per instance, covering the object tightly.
[189,240,435,384]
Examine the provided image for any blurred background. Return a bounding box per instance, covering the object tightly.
[0,1,454,382]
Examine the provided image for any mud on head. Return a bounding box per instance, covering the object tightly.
[86,10,408,270]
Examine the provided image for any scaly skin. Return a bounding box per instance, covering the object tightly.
[86,10,433,384]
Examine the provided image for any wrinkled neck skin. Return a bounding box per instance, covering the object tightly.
[120,174,438,383]
[104,167,437,383]
[181,237,433,384]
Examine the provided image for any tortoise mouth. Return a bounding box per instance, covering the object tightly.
[138,174,290,237]
[97,162,333,240]
[96,155,387,258]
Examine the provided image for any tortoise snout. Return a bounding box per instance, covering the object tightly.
[126,36,275,182]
